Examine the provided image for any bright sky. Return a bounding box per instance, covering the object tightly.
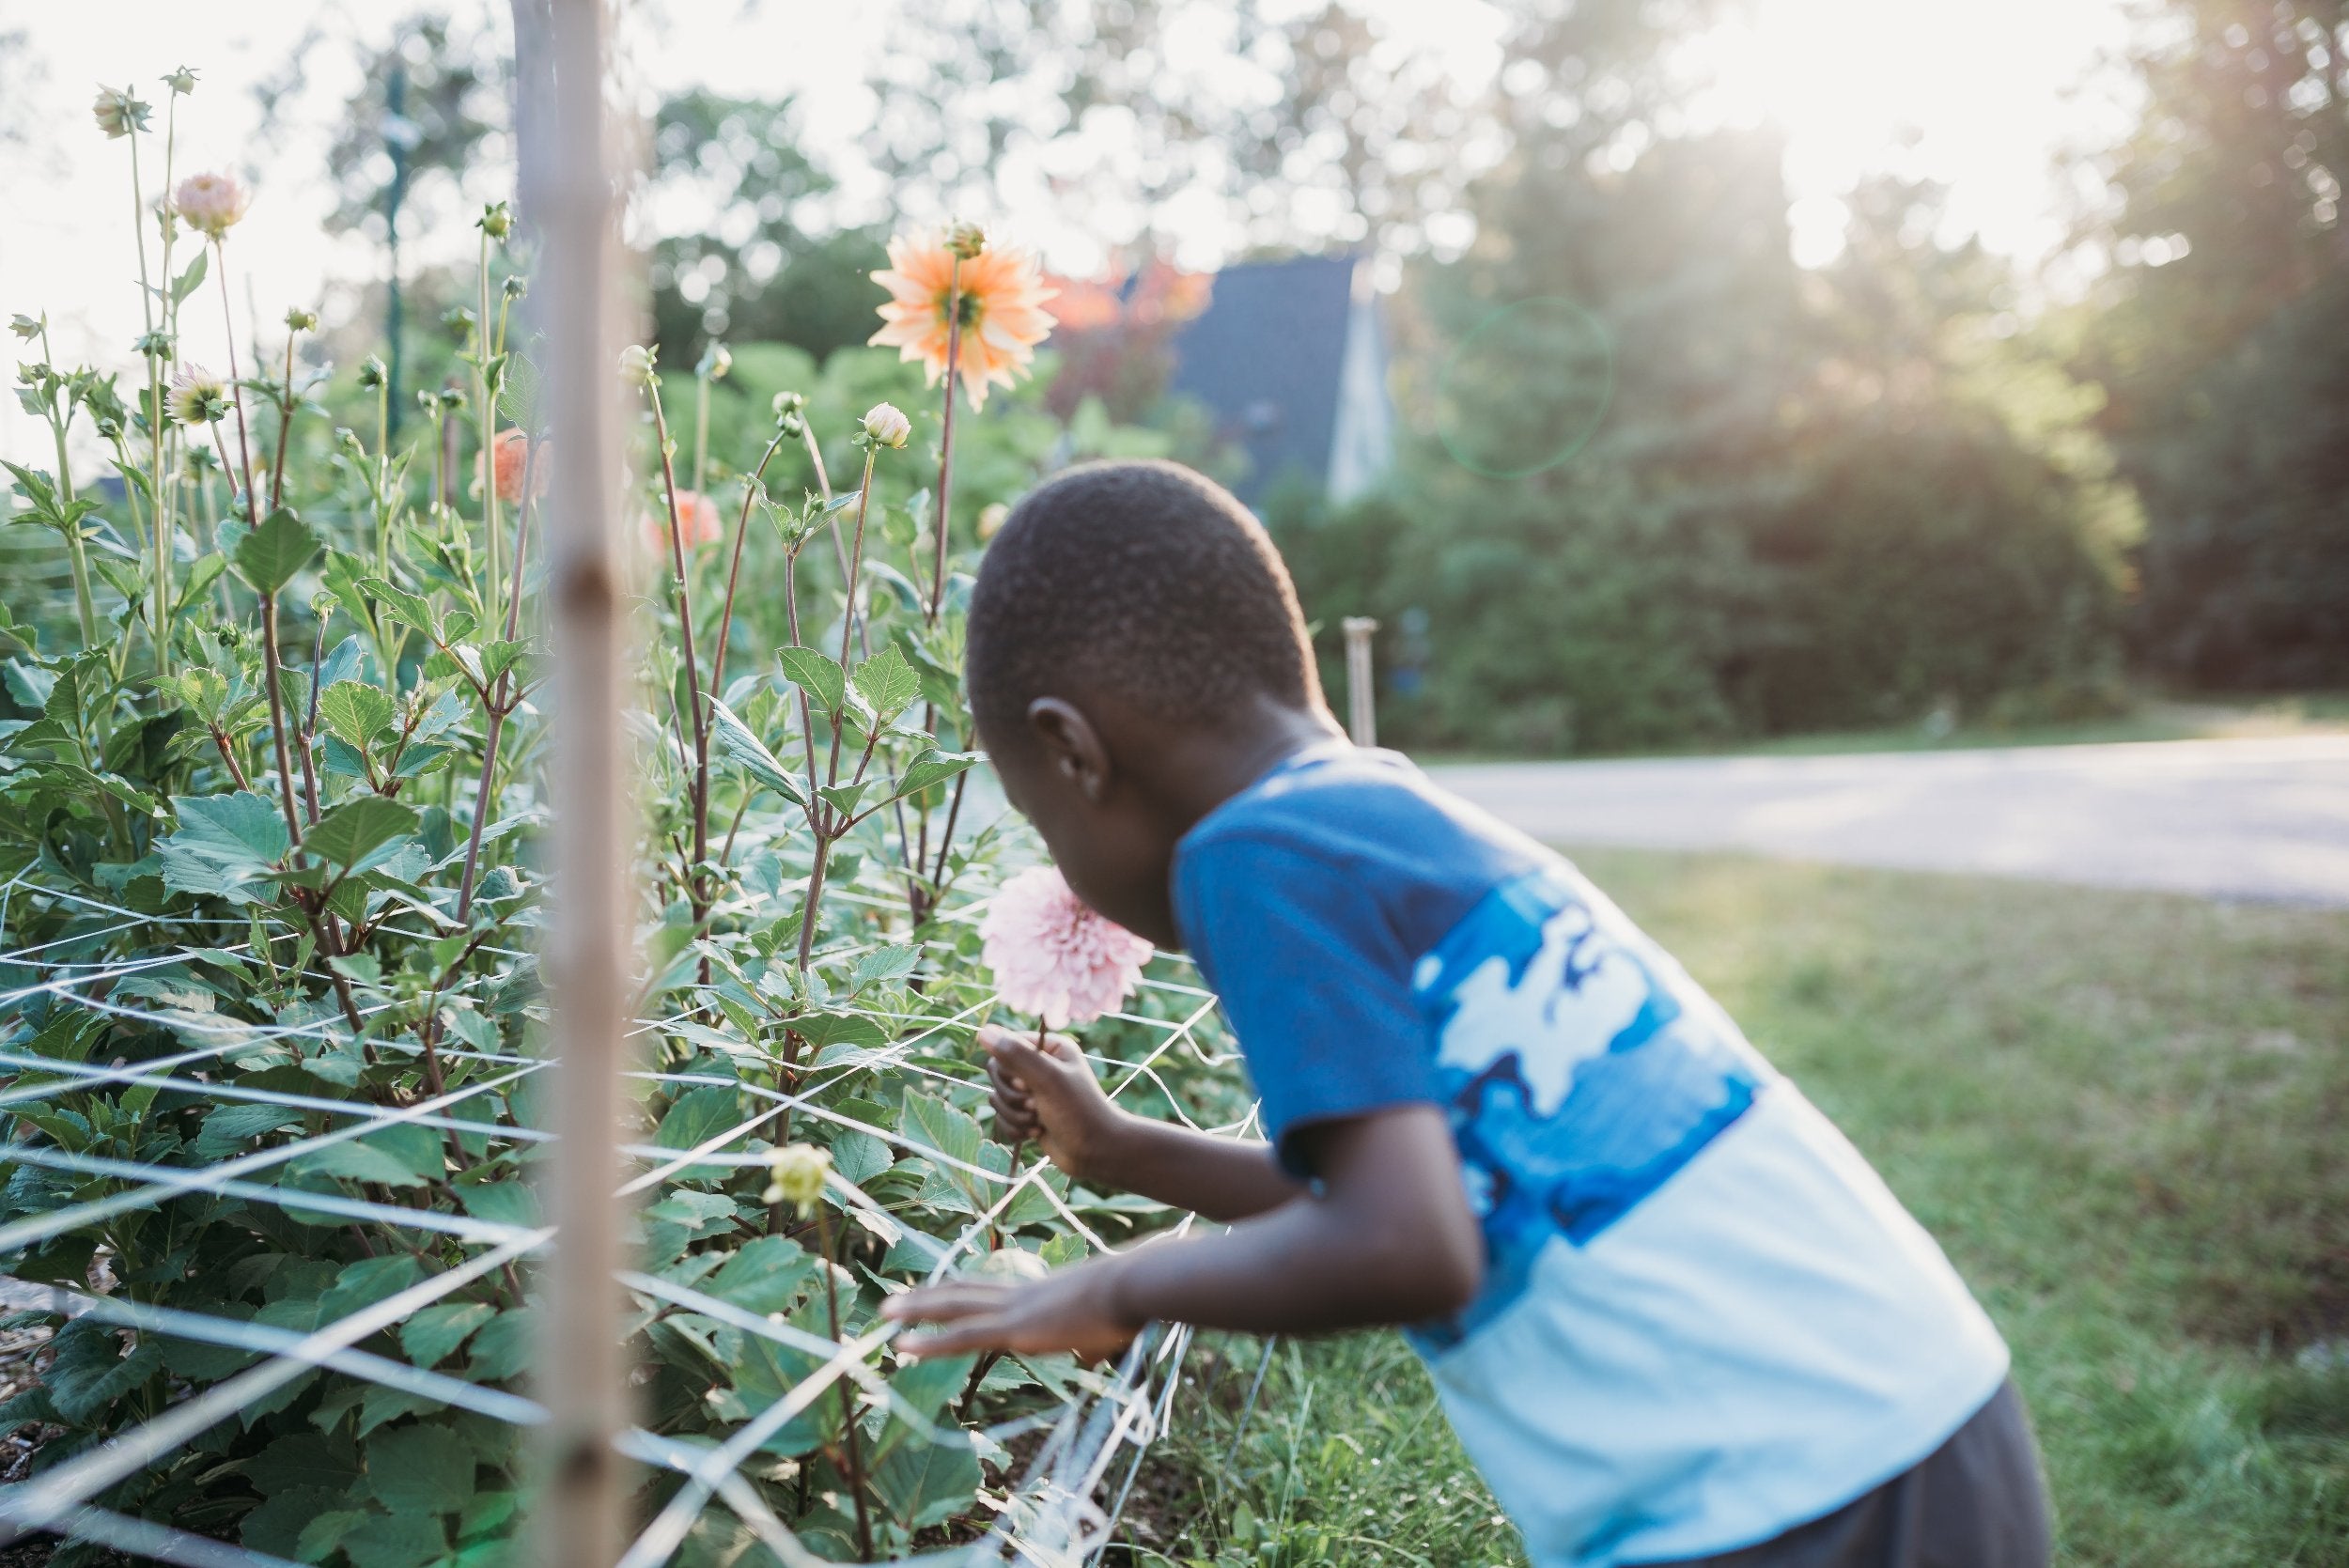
[1,0,2138,457]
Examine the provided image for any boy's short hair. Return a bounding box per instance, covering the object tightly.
[966,459,1320,732]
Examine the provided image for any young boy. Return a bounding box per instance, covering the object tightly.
[882,460,2051,1568]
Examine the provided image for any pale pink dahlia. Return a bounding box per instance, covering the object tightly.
[980,865,1151,1029]
[173,171,252,239]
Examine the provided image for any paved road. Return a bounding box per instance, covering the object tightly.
[1428,736,2349,906]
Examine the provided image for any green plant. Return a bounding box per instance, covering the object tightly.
[0,73,1223,1567]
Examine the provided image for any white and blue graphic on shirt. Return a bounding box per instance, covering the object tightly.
[1408,867,1765,1350]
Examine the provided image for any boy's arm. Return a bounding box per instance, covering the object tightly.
[983,1027,1304,1222]
[883,1103,1482,1359]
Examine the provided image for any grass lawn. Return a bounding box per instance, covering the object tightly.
[1129,849,2349,1567]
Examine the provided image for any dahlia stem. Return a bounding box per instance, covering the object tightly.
[646,382,709,914]
[815,1202,873,1560]
[213,241,259,527]
[927,256,962,629]
[126,118,170,676]
[707,427,790,703]
[477,225,500,601]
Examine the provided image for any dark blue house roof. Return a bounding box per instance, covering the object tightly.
[1166,254,1364,505]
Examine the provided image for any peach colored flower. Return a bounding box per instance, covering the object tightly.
[478,427,547,507]
[173,171,251,239]
[980,865,1151,1030]
[869,230,1057,411]
[645,489,723,555]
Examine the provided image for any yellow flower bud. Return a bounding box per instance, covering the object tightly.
[861,402,911,449]
[762,1142,832,1213]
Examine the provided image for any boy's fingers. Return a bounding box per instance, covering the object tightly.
[881,1283,1010,1324]
[898,1317,1010,1359]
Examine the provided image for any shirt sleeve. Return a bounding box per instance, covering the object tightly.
[1174,830,1442,1178]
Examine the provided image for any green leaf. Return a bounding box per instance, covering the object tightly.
[399,1302,497,1371]
[459,1181,540,1230]
[240,1485,344,1559]
[232,507,325,597]
[849,943,921,993]
[817,781,870,817]
[294,1509,370,1562]
[463,1310,534,1382]
[357,577,438,637]
[777,644,846,711]
[706,1235,821,1316]
[45,1317,164,1422]
[708,695,807,808]
[339,1510,448,1568]
[157,790,289,902]
[872,1428,983,1532]
[850,643,922,721]
[901,1092,984,1172]
[318,680,396,750]
[887,1354,977,1432]
[303,797,420,871]
[653,1084,742,1151]
[497,354,542,431]
[789,1012,889,1051]
[888,748,983,804]
[316,1255,425,1329]
[366,1422,476,1516]
[170,247,209,305]
[194,1102,303,1160]
[827,1128,893,1186]
[247,1431,362,1495]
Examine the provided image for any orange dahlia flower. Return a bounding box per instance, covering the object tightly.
[645,489,723,556]
[868,231,1057,411]
[479,427,548,506]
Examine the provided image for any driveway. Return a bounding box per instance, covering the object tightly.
[1427,736,2349,907]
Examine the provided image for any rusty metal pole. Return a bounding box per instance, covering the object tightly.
[1342,616,1379,747]
[516,1,637,1562]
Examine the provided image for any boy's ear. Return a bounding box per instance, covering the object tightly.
[1025,697,1112,803]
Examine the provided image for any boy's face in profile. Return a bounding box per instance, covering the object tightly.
[978,703,1183,948]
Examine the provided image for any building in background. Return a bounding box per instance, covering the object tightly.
[1167,254,1395,508]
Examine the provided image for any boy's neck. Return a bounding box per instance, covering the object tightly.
[1137,696,1350,841]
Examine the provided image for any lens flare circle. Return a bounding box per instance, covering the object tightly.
[1436,296,1615,479]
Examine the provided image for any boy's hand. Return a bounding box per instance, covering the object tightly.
[882,1259,1137,1363]
[983,1025,1128,1185]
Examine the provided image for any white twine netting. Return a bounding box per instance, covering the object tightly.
[0,867,1259,1566]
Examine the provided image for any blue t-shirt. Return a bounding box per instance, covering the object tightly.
[1172,744,2010,1568]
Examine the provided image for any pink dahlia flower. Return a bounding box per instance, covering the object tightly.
[980,865,1151,1029]
[173,171,252,239]
[478,427,547,506]
[644,489,723,555]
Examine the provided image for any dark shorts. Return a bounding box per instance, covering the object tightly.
[1637,1380,2051,1568]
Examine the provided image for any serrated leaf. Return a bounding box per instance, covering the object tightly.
[399,1302,497,1371]
[888,749,983,804]
[303,797,420,871]
[708,695,807,808]
[318,680,396,750]
[357,577,438,637]
[44,1317,164,1422]
[194,1102,303,1160]
[850,644,921,721]
[497,355,542,430]
[777,644,845,711]
[789,1012,889,1051]
[232,507,324,597]
[459,1181,539,1230]
[158,790,289,902]
[246,1432,362,1496]
[872,1427,982,1532]
[706,1235,822,1316]
[653,1083,742,1151]
[902,1092,983,1171]
[463,1310,533,1382]
[827,1128,893,1185]
[339,1509,448,1568]
[240,1484,343,1558]
[849,943,920,992]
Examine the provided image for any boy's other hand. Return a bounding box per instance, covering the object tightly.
[882,1259,1137,1363]
[982,1025,1128,1184]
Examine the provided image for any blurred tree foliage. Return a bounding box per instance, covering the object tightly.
[2070,0,2349,689]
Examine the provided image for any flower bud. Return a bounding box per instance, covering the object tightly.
[285,307,318,333]
[698,342,732,381]
[976,502,1009,541]
[502,274,528,301]
[93,85,150,140]
[166,366,230,427]
[478,201,512,241]
[946,221,988,259]
[335,427,366,459]
[861,402,910,449]
[762,1142,832,1213]
[93,415,122,440]
[8,314,40,341]
[163,66,198,97]
[618,344,658,387]
[357,355,387,389]
[133,330,173,359]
